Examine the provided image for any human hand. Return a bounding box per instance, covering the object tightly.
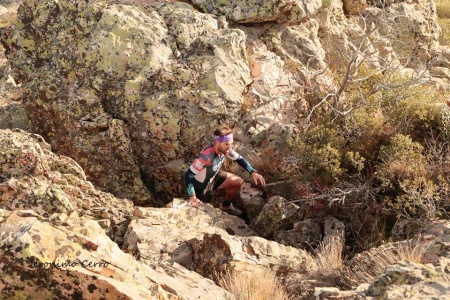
[251,172,266,186]
[189,196,203,207]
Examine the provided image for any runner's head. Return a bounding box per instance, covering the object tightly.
[213,126,233,155]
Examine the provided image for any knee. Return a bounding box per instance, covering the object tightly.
[235,177,244,189]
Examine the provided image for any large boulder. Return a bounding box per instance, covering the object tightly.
[0,129,134,242]
[250,196,302,238]
[123,199,316,278]
[2,0,252,204]
[123,199,255,265]
[274,219,322,248]
[0,209,232,300]
[191,0,322,23]
[366,261,450,299]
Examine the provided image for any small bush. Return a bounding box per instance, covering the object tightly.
[289,125,347,182]
[395,178,439,219]
[218,267,292,300]
[343,107,392,162]
[376,134,427,188]
[380,83,448,140]
[395,176,450,219]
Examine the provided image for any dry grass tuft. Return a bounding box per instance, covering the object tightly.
[344,246,399,286]
[218,267,293,300]
[313,235,345,276]
[395,238,430,263]
[342,238,429,288]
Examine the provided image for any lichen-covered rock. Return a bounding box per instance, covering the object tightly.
[324,216,345,239]
[0,99,27,130]
[242,35,308,145]
[316,0,440,85]
[313,259,450,300]
[0,210,233,300]
[0,129,134,241]
[379,1,440,69]
[123,199,315,278]
[274,219,322,248]
[190,233,315,279]
[2,0,162,204]
[432,45,450,68]
[420,220,450,264]
[2,0,252,204]
[123,199,255,265]
[158,2,220,50]
[239,182,265,220]
[191,0,322,23]
[366,261,450,299]
[250,196,301,239]
[0,42,26,130]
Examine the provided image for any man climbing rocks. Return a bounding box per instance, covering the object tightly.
[185,125,266,215]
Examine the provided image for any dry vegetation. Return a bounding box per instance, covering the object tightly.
[313,236,344,277]
[311,237,430,289]
[220,237,430,298]
[215,3,449,296]
[343,238,430,287]
[218,267,293,300]
[436,0,450,45]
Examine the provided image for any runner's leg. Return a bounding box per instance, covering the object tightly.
[215,172,243,207]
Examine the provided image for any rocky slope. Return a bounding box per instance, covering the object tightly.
[1,128,450,299]
[1,0,450,299]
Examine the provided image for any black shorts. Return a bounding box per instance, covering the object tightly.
[194,171,227,202]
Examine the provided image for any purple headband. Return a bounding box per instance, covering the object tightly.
[213,133,233,142]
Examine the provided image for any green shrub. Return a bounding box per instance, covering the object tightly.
[289,125,347,182]
[395,178,439,219]
[375,134,449,219]
[376,134,426,188]
[288,67,450,225]
[379,82,450,141]
[342,106,392,162]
